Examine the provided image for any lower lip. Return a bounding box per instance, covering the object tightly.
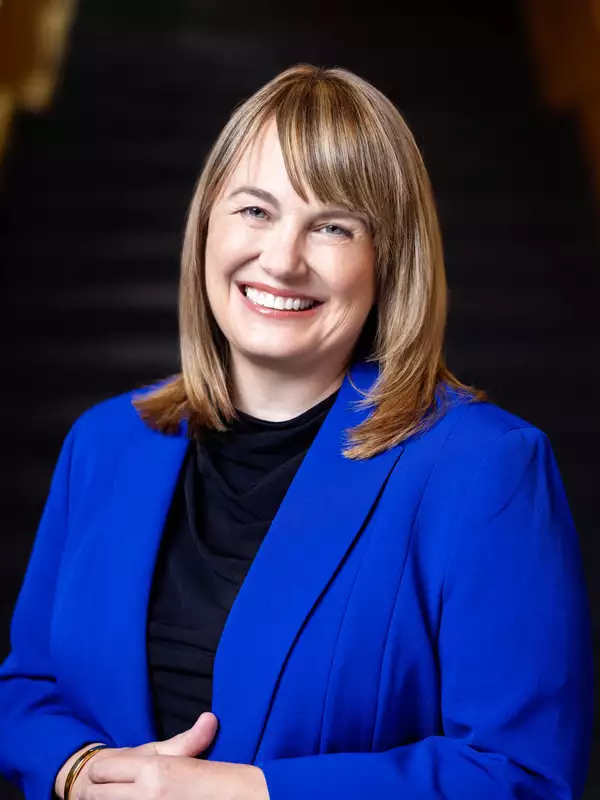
[239,288,322,319]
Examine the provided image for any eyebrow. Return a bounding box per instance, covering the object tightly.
[227,185,369,225]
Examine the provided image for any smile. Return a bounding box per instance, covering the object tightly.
[242,285,319,312]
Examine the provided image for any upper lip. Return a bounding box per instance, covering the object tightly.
[238,281,321,302]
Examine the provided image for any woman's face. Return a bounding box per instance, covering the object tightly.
[204,120,376,377]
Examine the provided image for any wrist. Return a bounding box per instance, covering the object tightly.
[54,743,107,800]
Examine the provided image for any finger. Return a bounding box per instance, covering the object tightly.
[87,754,140,784]
[78,784,140,800]
[154,712,219,757]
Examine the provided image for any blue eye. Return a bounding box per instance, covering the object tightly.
[241,206,268,220]
[322,224,351,238]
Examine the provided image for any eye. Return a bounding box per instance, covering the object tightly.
[240,206,268,220]
[320,223,352,238]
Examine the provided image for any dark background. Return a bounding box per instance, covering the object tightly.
[1,1,598,797]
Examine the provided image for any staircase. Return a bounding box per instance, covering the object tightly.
[0,1,598,797]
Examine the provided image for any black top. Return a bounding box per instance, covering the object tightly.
[146,390,339,741]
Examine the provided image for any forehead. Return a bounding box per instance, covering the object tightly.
[223,119,296,195]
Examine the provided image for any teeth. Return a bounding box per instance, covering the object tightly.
[244,286,316,311]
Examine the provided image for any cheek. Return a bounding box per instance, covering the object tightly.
[328,256,376,309]
[205,214,244,273]
[205,239,240,294]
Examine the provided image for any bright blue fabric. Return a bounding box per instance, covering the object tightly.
[0,362,593,799]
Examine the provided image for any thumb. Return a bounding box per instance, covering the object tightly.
[154,713,219,758]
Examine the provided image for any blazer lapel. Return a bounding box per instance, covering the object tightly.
[209,362,403,764]
[87,419,189,746]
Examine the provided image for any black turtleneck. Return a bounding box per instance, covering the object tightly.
[146,389,339,741]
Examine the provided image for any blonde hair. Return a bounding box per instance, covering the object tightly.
[134,63,484,459]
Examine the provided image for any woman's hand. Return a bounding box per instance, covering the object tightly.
[69,712,268,800]
[57,713,218,799]
[56,712,219,799]
[83,752,268,800]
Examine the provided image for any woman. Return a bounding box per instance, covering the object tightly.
[0,64,593,800]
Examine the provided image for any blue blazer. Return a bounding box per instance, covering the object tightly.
[0,362,593,800]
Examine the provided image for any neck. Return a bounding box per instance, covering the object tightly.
[231,356,348,422]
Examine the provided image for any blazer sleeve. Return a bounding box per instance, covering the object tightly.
[257,427,594,800]
[0,421,112,799]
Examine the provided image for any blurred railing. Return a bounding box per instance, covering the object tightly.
[0,0,76,163]
[525,0,600,207]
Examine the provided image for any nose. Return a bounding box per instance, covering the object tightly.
[258,221,307,282]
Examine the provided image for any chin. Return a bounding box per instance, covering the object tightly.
[238,345,313,368]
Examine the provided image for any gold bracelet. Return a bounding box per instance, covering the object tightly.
[63,743,108,800]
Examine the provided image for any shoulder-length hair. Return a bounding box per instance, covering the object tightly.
[134,63,483,459]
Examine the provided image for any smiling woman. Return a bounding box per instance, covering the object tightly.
[134,63,470,451]
[201,118,377,420]
[0,64,593,800]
